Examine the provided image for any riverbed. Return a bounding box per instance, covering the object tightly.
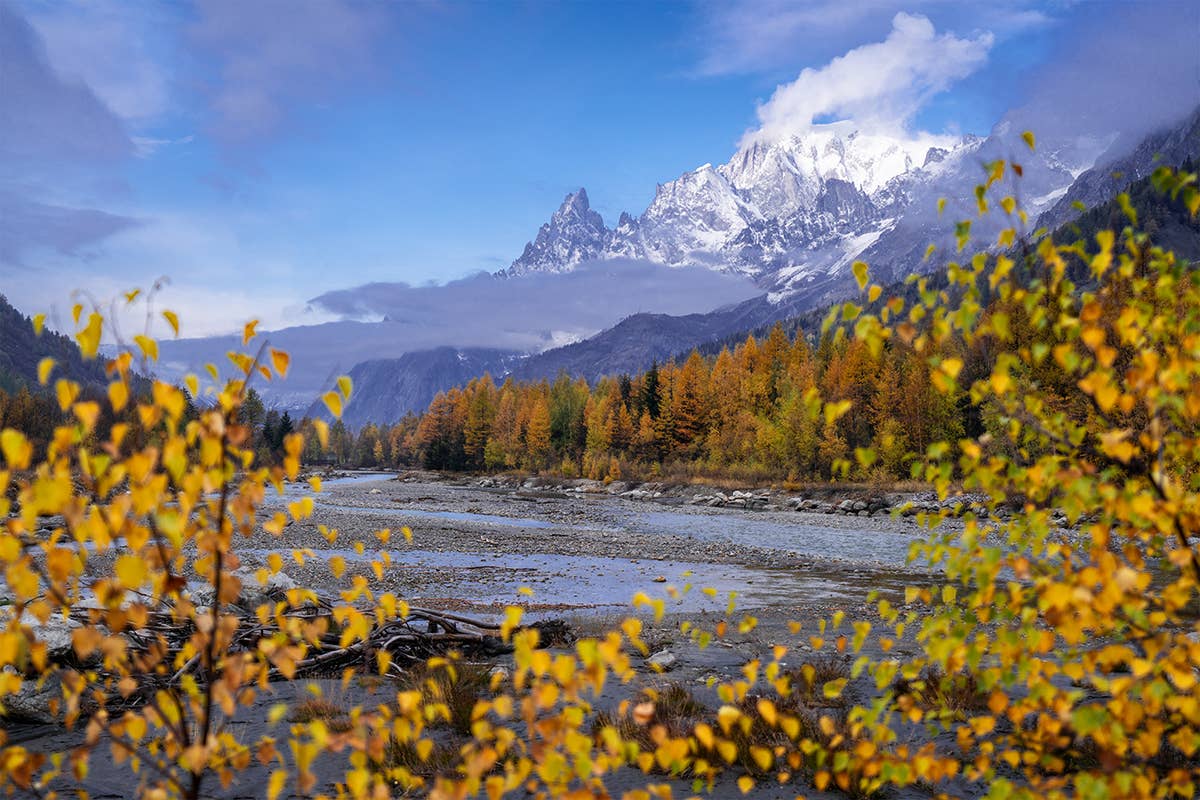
[251,471,933,622]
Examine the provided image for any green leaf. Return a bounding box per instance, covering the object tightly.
[1117,193,1138,226]
[955,220,972,252]
[855,447,877,469]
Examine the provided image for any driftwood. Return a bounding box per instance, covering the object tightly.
[55,590,512,710]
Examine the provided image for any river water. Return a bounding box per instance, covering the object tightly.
[258,473,928,616]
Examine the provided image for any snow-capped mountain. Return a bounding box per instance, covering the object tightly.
[502,120,1115,300]
[506,188,610,276]
[503,124,986,286]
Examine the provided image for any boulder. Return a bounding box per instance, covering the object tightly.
[0,609,81,660]
[187,568,298,610]
[1,669,63,723]
[646,650,677,672]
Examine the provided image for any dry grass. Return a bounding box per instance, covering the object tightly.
[590,673,884,798]
[779,655,853,710]
[892,664,990,718]
[379,658,497,786]
[592,683,708,751]
[290,697,354,733]
[395,658,494,735]
[382,737,461,778]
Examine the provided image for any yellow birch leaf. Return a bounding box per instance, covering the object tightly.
[134,335,159,361]
[56,379,80,411]
[1,430,32,469]
[267,770,287,800]
[322,392,343,418]
[76,313,103,358]
[270,348,290,378]
[37,358,55,385]
[108,381,129,412]
[115,555,147,588]
[852,260,869,291]
[329,555,346,579]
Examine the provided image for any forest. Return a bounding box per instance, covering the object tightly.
[303,324,966,484]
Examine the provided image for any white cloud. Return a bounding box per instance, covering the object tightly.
[742,12,993,146]
[4,262,325,342]
[131,135,195,158]
[695,0,893,77]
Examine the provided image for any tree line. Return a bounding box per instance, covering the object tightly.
[298,321,972,483]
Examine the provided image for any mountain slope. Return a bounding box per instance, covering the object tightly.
[506,188,610,277]
[333,153,1200,427]
[511,302,765,383]
[317,347,522,428]
[1039,107,1200,232]
[0,294,107,394]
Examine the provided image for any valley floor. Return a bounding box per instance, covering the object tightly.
[9,471,956,799]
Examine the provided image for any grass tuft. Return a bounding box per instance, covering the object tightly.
[290,697,354,733]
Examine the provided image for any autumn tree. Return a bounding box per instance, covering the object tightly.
[523,395,552,470]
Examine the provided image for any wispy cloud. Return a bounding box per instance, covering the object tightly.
[188,0,392,147]
[0,3,139,266]
[308,260,762,344]
[1002,1,1200,146]
[693,0,1048,78]
[0,4,132,164]
[742,12,992,145]
[0,193,138,265]
[21,0,175,124]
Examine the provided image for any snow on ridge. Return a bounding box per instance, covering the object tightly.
[503,114,1103,297]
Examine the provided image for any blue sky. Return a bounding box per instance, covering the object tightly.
[2,0,1198,335]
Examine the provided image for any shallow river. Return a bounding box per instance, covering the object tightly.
[260,474,927,616]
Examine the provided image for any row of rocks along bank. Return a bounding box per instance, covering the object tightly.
[468,475,1004,519]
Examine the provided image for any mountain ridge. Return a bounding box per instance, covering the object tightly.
[336,112,1200,427]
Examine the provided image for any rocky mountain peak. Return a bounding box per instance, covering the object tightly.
[505,188,612,277]
[497,108,1190,298]
[558,187,595,220]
